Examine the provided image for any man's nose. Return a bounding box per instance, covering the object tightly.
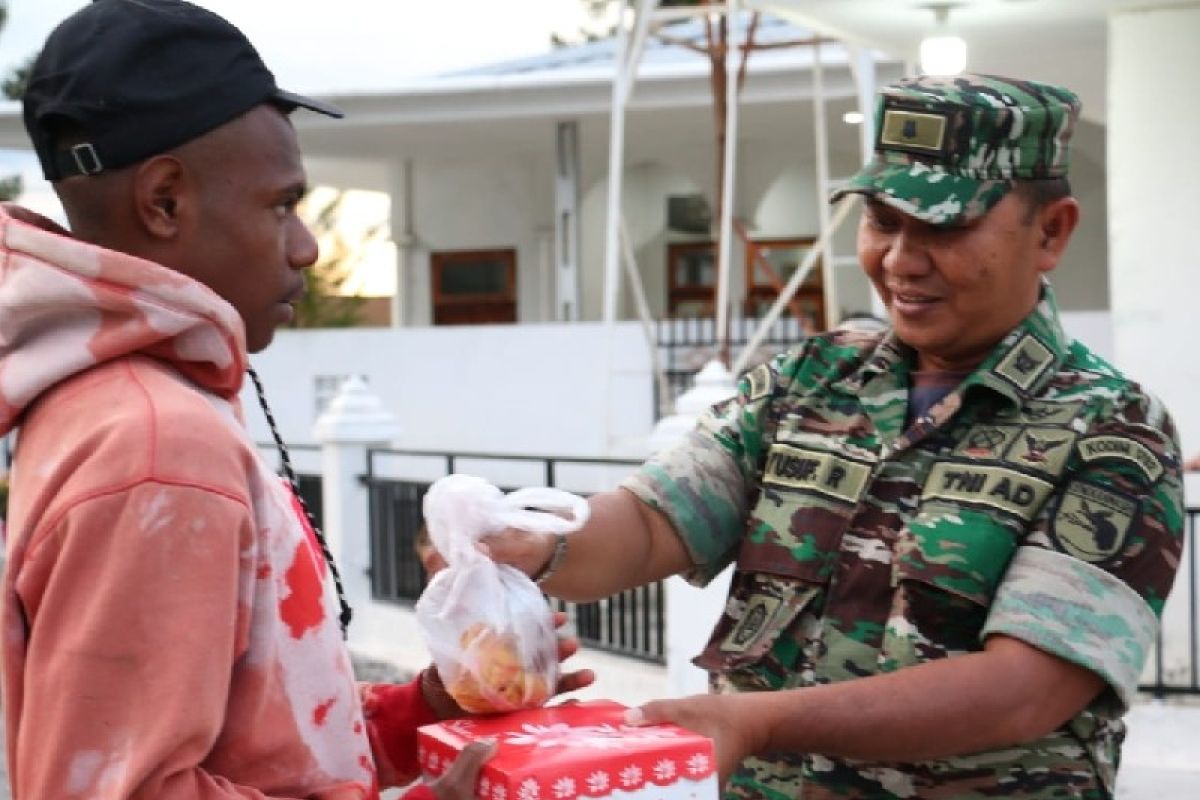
[290,218,319,270]
[881,229,931,278]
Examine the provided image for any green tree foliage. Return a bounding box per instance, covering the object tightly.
[3,52,32,100]
[291,190,373,329]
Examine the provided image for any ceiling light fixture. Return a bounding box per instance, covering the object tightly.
[843,111,864,125]
[919,4,967,76]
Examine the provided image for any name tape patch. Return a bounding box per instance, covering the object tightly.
[1077,435,1164,483]
[922,461,1054,521]
[764,443,872,505]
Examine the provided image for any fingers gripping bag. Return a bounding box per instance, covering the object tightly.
[416,474,589,714]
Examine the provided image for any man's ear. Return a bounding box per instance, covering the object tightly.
[131,155,192,240]
[1034,196,1080,274]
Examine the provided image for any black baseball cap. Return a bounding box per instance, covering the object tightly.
[23,0,343,182]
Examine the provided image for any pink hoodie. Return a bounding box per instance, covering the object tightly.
[0,208,437,799]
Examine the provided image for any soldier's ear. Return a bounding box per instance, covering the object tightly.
[1033,196,1079,274]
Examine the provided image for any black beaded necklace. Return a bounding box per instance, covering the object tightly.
[247,366,352,638]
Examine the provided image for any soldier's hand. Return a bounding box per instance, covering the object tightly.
[429,738,496,800]
[478,527,560,579]
[625,694,766,787]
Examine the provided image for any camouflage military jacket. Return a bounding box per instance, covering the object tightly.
[624,286,1183,800]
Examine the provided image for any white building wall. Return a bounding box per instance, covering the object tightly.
[1109,5,1200,454]
[243,322,654,459]
[1109,3,1200,688]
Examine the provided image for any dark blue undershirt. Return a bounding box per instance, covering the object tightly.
[907,371,969,427]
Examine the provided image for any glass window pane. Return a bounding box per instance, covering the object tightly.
[754,243,816,287]
[675,250,715,287]
[441,259,508,295]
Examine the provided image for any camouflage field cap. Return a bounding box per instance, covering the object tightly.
[831,73,1081,226]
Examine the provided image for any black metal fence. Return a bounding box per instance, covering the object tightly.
[655,315,808,412]
[1139,507,1200,698]
[362,448,666,663]
[275,438,1200,684]
[257,442,324,529]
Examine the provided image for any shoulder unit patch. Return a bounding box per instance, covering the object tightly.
[1052,480,1138,563]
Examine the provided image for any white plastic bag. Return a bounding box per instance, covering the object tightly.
[416,474,589,713]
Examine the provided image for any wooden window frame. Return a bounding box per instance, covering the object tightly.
[743,236,825,331]
[430,248,517,325]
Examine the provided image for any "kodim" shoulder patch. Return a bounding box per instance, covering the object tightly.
[1077,435,1165,484]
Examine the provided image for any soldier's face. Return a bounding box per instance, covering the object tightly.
[857,192,1055,372]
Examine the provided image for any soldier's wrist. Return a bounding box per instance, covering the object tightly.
[531,533,569,585]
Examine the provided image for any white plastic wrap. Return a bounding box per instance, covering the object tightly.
[416,474,589,713]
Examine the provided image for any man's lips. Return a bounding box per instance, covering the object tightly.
[888,288,943,314]
[282,283,305,306]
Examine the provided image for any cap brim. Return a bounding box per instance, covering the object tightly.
[273,88,344,119]
[830,159,1010,227]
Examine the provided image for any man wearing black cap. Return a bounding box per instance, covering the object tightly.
[487,74,1183,798]
[0,1,589,797]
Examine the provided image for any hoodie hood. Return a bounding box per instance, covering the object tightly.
[0,207,247,436]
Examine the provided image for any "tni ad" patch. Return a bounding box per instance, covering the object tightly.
[922,461,1054,522]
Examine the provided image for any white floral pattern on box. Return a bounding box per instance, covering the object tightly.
[418,701,716,800]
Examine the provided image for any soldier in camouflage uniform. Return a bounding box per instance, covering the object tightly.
[487,74,1183,800]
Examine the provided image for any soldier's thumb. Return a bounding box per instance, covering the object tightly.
[624,701,671,727]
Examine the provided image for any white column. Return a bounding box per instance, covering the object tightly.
[389,159,416,328]
[555,121,582,321]
[313,376,400,652]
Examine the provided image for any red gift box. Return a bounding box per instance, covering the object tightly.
[419,700,717,800]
